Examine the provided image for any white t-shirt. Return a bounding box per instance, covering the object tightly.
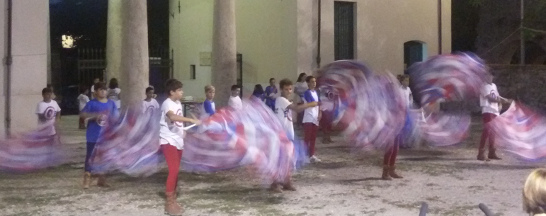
[142,98,160,113]
[401,86,413,107]
[159,98,185,150]
[107,88,121,109]
[35,100,61,136]
[78,94,90,111]
[480,83,500,115]
[302,90,320,126]
[228,96,243,110]
[275,97,294,140]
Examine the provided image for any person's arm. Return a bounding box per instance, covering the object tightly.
[79,103,100,120]
[166,110,200,125]
[288,101,318,113]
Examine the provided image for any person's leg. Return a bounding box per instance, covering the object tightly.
[388,135,403,178]
[485,114,501,159]
[309,124,318,157]
[382,147,393,180]
[83,142,96,189]
[162,144,183,215]
[477,113,490,161]
[303,123,313,157]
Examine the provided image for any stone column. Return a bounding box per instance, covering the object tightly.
[119,0,149,109]
[211,0,237,108]
[106,0,123,82]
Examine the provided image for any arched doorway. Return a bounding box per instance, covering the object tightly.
[404,41,427,70]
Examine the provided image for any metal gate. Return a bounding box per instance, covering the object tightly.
[77,48,173,93]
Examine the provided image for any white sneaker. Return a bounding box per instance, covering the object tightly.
[309,155,321,163]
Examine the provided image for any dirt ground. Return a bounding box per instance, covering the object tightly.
[0,115,541,216]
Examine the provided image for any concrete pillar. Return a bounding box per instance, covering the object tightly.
[3,0,49,136]
[211,0,237,108]
[119,0,149,109]
[297,0,317,75]
[106,0,122,82]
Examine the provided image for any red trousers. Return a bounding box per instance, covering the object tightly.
[303,123,319,157]
[478,113,497,152]
[384,134,402,166]
[161,144,183,193]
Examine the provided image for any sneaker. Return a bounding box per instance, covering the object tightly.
[309,155,321,163]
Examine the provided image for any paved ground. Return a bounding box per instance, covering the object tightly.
[0,115,541,216]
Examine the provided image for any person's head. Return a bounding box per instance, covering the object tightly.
[145,87,154,99]
[94,82,108,99]
[306,75,316,90]
[269,78,276,86]
[485,73,494,84]
[523,168,546,215]
[253,84,264,96]
[297,73,307,82]
[42,87,53,102]
[399,74,410,87]
[93,78,100,84]
[165,79,184,100]
[80,85,89,94]
[108,78,119,89]
[205,85,216,100]
[231,85,240,97]
[279,78,293,98]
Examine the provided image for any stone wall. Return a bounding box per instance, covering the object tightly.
[490,64,546,113]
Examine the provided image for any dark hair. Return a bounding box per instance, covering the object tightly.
[165,79,183,95]
[269,78,275,82]
[253,84,264,95]
[108,78,119,89]
[42,87,52,95]
[279,78,293,89]
[80,85,88,94]
[145,87,154,93]
[231,85,240,91]
[94,82,107,91]
[297,73,306,82]
[305,75,315,83]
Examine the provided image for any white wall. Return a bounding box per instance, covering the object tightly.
[170,0,213,100]
[319,0,452,75]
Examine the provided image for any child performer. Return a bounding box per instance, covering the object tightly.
[228,85,242,110]
[159,79,200,215]
[80,82,118,189]
[382,75,412,180]
[78,87,90,129]
[36,87,61,135]
[142,87,160,113]
[302,76,322,162]
[271,78,318,193]
[202,85,216,118]
[477,73,512,161]
[265,78,278,111]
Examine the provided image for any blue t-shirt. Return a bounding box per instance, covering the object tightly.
[203,99,216,115]
[81,99,118,143]
[265,86,277,110]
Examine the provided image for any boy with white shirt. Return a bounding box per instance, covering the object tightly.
[159,79,200,215]
[78,87,90,129]
[271,78,318,193]
[302,76,322,162]
[142,87,160,113]
[228,85,242,110]
[477,73,512,161]
[36,88,61,136]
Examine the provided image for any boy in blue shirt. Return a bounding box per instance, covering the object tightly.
[80,82,118,189]
[202,85,216,117]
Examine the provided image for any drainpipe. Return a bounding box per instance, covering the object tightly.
[316,0,321,68]
[437,0,442,54]
[4,0,13,138]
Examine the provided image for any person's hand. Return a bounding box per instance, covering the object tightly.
[192,119,201,126]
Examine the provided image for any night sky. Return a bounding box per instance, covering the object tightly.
[49,0,169,50]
